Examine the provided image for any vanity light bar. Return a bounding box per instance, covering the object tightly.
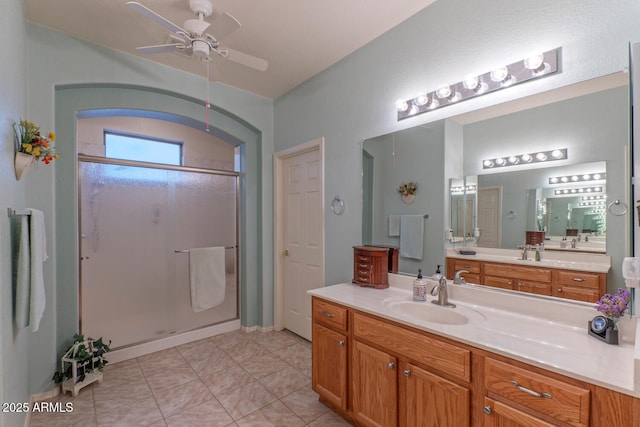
[482,148,567,170]
[449,185,477,194]
[579,200,606,207]
[554,186,603,195]
[581,195,606,201]
[549,172,606,185]
[396,48,559,121]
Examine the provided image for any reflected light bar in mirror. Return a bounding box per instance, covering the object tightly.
[553,186,603,195]
[549,172,606,184]
[396,48,559,120]
[483,148,567,169]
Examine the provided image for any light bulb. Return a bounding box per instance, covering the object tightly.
[415,94,428,106]
[483,160,494,168]
[535,152,547,161]
[495,157,505,166]
[396,99,408,112]
[436,84,452,99]
[521,153,532,162]
[524,53,545,71]
[508,156,519,164]
[408,104,419,116]
[582,174,591,180]
[551,149,564,159]
[462,75,479,90]
[490,66,509,83]
[593,173,601,180]
[571,175,579,182]
[550,177,559,183]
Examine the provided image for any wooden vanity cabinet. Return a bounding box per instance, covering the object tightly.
[484,358,590,427]
[446,257,606,302]
[448,258,481,284]
[311,298,349,412]
[352,311,471,427]
[552,270,603,302]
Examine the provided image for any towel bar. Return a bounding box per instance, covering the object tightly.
[7,208,31,217]
[175,246,237,253]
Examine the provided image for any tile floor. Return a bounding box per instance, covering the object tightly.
[29,329,352,427]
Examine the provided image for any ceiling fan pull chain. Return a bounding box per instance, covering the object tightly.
[205,60,211,132]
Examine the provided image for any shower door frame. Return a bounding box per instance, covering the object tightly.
[77,154,240,340]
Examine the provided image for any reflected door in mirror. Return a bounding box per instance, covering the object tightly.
[477,187,501,248]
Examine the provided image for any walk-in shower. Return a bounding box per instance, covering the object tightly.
[78,155,239,349]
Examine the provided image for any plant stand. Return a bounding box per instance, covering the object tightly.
[59,340,105,397]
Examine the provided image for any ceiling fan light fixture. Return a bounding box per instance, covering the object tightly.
[192,39,210,58]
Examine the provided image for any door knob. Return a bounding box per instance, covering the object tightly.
[282,249,289,256]
[388,362,395,369]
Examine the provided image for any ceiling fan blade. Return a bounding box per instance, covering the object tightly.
[136,43,184,54]
[222,48,268,71]
[126,2,187,34]
[209,12,241,41]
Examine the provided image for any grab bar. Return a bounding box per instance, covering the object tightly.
[175,247,237,253]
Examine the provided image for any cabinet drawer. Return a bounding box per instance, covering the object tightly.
[353,311,470,382]
[484,276,515,290]
[485,358,590,427]
[555,270,600,289]
[516,280,551,296]
[312,298,348,332]
[484,263,552,283]
[451,259,481,274]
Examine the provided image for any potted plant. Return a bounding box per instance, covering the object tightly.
[53,333,111,396]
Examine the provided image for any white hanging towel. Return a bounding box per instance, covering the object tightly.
[388,215,401,236]
[189,247,226,312]
[15,209,48,332]
[400,215,424,260]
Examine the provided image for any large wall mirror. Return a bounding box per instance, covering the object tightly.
[363,71,630,295]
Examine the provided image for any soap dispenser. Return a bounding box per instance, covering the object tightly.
[413,269,427,301]
[432,265,443,281]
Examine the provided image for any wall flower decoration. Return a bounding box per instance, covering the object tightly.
[398,182,418,204]
[13,119,59,180]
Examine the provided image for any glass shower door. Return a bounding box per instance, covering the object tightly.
[79,157,238,349]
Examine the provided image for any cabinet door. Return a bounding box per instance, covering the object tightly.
[403,363,470,427]
[484,397,556,427]
[312,323,348,411]
[352,340,398,427]
[516,280,551,296]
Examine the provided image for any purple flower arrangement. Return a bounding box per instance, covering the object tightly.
[595,288,630,319]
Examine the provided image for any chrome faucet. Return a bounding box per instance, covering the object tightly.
[571,239,577,249]
[518,244,530,260]
[430,276,456,308]
[453,270,468,285]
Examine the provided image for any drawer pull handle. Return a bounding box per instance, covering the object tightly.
[388,362,395,369]
[571,277,585,282]
[510,380,552,399]
[359,263,368,268]
[321,310,335,318]
[403,369,411,377]
[338,340,345,346]
[483,405,492,415]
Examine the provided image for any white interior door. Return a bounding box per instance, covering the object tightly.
[282,148,323,340]
[477,187,501,248]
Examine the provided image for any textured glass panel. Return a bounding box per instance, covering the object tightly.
[80,162,173,348]
[105,133,181,165]
[79,160,239,349]
[171,170,238,331]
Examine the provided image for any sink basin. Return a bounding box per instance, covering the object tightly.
[383,298,486,325]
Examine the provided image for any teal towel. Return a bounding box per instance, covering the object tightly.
[15,215,30,328]
[400,215,424,260]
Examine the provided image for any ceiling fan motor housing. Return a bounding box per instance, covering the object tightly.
[192,39,210,58]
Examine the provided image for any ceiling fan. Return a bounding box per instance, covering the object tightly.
[126,0,268,71]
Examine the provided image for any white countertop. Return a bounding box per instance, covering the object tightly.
[309,276,637,397]
[447,247,611,273]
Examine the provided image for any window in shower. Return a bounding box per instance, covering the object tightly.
[104,131,183,165]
